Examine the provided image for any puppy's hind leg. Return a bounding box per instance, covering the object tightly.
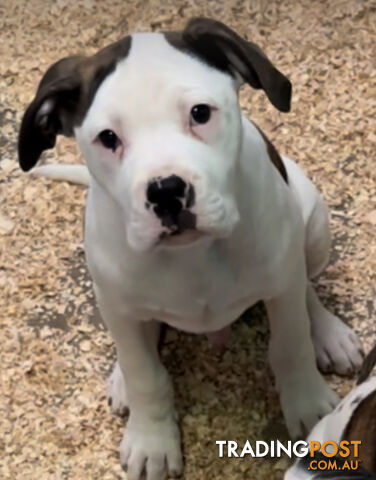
[304,194,363,375]
[308,284,363,375]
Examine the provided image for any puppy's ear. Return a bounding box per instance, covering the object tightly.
[18,56,86,172]
[183,17,292,112]
[18,36,132,171]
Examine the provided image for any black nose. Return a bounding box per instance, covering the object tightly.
[146,175,195,230]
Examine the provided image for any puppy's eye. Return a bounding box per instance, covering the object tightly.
[190,104,211,125]
[98,129,120,151]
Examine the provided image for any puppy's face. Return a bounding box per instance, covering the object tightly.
[77,34,242,251]
[18,18,291,252]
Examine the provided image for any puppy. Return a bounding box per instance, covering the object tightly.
[285,345,376,479]
[18,18,363,480]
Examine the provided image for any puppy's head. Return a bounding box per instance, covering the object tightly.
[18,18,291,252]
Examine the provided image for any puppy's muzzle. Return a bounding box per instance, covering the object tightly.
[146,175,196,234]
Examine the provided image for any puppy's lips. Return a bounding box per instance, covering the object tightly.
[160,209,197,232]
[159,228,205,247]
[157,209,200,246]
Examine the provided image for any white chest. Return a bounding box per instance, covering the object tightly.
[87,233,287,334]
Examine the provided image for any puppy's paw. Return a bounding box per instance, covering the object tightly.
[120,413,183,480]
[107,361,129,416]
[280,372,339,438]
[312,313,363,376]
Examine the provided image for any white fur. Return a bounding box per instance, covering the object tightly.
[34,33,362,480]
[108,361,129,416]
[30,164,90,185]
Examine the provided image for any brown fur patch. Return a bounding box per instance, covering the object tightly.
[253,123,288,183]
[165,17,292,113]
[358,344,376,384]
[343,389,376,474]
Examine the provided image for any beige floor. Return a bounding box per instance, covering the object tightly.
[1,0,375,478]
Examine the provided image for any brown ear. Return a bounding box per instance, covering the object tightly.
[18,56,84,171]
[18,36,132,172]
[182,17,292,112]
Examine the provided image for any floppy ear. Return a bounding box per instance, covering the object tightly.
[18,56,86,172]
[18,36,132,171]
[182,17,292,112]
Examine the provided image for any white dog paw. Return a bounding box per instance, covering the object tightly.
[120,413,183,480]
[312,313,364,376]
[107,361,129,416]
[280,372,339,438]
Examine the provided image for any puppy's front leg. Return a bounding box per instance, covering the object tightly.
[265,256,339,438]
[98,299,182,480]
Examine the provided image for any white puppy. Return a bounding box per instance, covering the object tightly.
[18,18,363,480]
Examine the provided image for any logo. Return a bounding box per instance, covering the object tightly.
[216,440,361,472]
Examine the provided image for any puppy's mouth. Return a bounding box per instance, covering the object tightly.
[159,229,206,247]
[158,210,205,247]
[127,193,238,252]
